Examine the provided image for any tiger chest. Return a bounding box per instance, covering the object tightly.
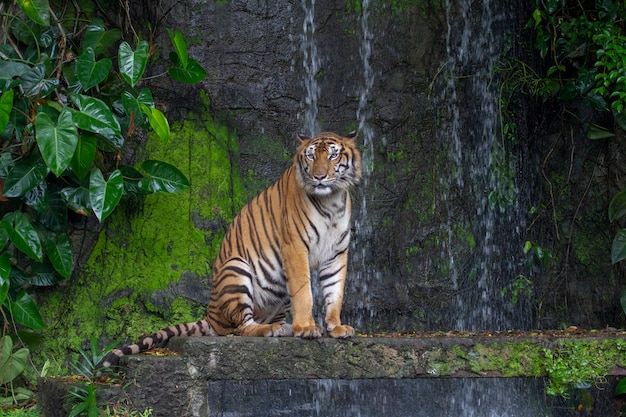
[305,194,351,271]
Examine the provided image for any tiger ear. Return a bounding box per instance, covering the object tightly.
[298,133,310,143]
[345,130,358,140]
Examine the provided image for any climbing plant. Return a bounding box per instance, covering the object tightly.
[0,0,206,405]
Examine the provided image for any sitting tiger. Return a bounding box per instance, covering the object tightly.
[102,131,362,367]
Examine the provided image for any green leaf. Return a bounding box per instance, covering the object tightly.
[70,133,97,180]
[2,154,49,198]
[21,64,58,99]
[612,229,626,264]
[0,61,30,79]
[118,41,149,88]
[167,29,189,69]
[0,336,30,385]
[76,47,112,91]
[121,88,154,121]
[16,0,50,26]
[71,94,121,137]
[23,180,48,212]
[1,211,43,262]
[29,263,63,286]
[83,19,122,56]
[587,124,615,140]
[0,152,14,177]
[139,160,190,193]
[36,108,78,176]
[0,253,10,306]
[46,233,73,278]
[0,90,14,133]
[167,55,207,84]
[61,185,91,214]
[39,186,68,232]
[118,165,145,195]
[89,169,123,222]
[141,104,170,143]
[610,189,626,222]
[7,290,44,330]
[621,291,626,317]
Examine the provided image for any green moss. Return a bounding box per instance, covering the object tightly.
[416,337,626,397]
[468,342,543,377]
[421,346,467,376]
[36,92,248,364]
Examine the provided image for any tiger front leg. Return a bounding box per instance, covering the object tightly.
[321,250,354,339]
[283,246,322,339]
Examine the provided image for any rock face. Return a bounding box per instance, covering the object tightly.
[39,0,626,361]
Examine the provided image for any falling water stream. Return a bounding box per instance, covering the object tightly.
[300,0,320,138]
[439,0,530,331]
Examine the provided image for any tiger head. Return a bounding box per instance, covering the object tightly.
[295,131,362,196]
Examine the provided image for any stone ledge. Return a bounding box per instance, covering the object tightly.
[38,334,626,417]
[149,334,626,380]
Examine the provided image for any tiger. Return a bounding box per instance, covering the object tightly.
[101,131,362,367]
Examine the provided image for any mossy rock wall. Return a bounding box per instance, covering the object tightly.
[34,0,626,362]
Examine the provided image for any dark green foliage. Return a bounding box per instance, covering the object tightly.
[0,0,205,407]
[530,1,626,267]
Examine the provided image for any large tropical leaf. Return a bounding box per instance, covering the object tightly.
[76,47,112,91]
[7,289,44,330]
[168,29,189,68]
[21,64,58,98]
[82,19,122,56]
[70,133,97,180]
[0,336,30,385]
[141,104,170,143]
[0,252,10,306]
[36,108,78,176]
[1,211,43,262]
[118,41,149,87]
[3,154,49,197]
[0,61,30,79]
[138,160,190,193]
[46,233,73,278]
[167,53,207,84]
[16,0,50,26]
[23,180,48,212]
[0,90,14,133]
[89,168,123,222]
[121,88,154,122]
[118,164,145,195]
[166,29,206,84]
[61,185,91,215]
[71,94,121,137]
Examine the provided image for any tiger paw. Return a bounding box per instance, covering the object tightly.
[293,324,323,339]
[275,323,293,337]
[328,325,355,338]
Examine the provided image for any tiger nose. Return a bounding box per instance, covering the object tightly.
[314,174,327,181]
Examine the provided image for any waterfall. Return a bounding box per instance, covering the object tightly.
[300,0,320,137]
[348,0,378,331]
[439,0,531,331]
